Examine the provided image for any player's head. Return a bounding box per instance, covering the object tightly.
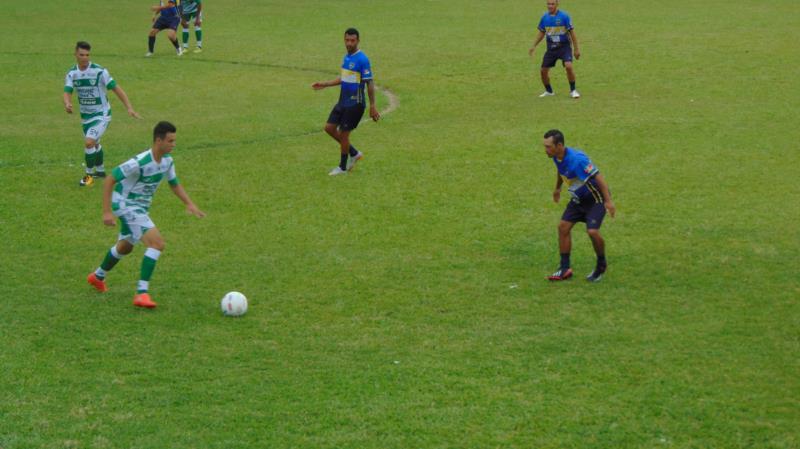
[543,129,566,157]
[344,28,360,54]
[74,41,91,66]
[153,121,177,153]
[547,0,559,14]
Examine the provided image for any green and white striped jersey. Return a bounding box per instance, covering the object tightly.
[181,0,201,15]
[112,149,180,214]
[64,63,116,125]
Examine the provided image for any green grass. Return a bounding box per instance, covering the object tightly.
[1,0,799,447]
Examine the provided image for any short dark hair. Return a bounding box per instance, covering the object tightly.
[344,28,360,39]
[75,41,91,51]
[153,121,177,141]
[544,129,565,146]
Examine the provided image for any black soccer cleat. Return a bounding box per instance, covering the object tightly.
[93,171,106,178]
[547,267,573,281]
[586,265,607,283]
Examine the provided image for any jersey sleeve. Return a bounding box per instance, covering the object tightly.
[64,71,74,93]
[573,153,598,182]
[537,15,546,32]
[113,158,140,182]
[360,56,373,81]
[167,161,180,186]
[102,69,116,90]
[564,13,573,30]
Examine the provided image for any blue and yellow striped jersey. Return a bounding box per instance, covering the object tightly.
[339,50,372,107]
[538,10,573,48]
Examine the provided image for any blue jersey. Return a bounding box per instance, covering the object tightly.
[338,50,372,107]
[553,147,604,203]
[538,10,573,48]
[159,0,179,19]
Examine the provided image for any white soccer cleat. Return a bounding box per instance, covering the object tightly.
[176,47,184,56]
[328,167,347,176]
[193,47,203,53]
[570,90,581,99]
[346,152,363,171]
[145,52,153,57]
[539,91,555,97]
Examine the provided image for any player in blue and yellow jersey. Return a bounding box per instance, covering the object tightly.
[146,0,183,57]
[529,0,581,98]
[312,28,380,176]
[543,129,615,282]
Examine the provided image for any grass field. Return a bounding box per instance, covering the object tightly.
[1,0,799,447]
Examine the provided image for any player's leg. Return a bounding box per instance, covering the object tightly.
[194,13,203,51]
[166,28,182,55]
[147,27,159,56]
[585,204,607,282]
[548,219,576,280]
[88,119,109,178]
[564,60,579,98]
[181,17,190,50]
[87,222,135,292]
[336,130,352,172]
[134,226,165,308]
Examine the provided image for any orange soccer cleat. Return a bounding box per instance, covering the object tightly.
[133,293,157,309]
[87,272,108,292]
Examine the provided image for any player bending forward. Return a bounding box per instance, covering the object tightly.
[87,121,205,308]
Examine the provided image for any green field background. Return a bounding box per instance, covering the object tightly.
[1,1,798,448]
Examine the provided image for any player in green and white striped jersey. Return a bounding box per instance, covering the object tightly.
[86,121,205,309]
[63,41,141,186]
[180,0,204,53]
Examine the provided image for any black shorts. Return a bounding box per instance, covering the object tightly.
[153,16,180,31]
[327,104,365,131]
[542,45,573,68]
[562,199,606,230]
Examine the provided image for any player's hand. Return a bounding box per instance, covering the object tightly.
[574,48,581,60]
[194,18,201,27]
[128,108,142,119]
[103,212,116,227]
[553,189,561,203]
[65,103,73,114]
[187,204,206,218]
[370,105,380,122]
[311,82,326,90]
[605,200,616,218]
[528,46,536,57]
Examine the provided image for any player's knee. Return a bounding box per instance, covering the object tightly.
[558,222,571,234]
[117,241,134,255]
[587,228,601,239]
[150,240,165,251]
[324,124,336,135]
[85,140,96,149]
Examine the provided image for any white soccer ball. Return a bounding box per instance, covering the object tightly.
[221,291,248,317]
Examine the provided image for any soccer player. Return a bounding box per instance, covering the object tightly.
[528,0,581,98]
[312,28,380,176]
[147,0,183,57]
[543,129,615,282]
[63,41,141,186]
[180,0,203,53]
[87,121,206,308]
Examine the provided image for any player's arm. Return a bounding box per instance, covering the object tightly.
[102,176,118,226]
[569,28,580,59]
[63,91,73,114]
[553,172,563,203]
[110,85,142,119]
[170,183,206,218]
[312,77,341,90]
[593,173,615,217]
[529,30,545,56]
[366,79,380,121]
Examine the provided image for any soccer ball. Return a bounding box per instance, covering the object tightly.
[221,291,248,317]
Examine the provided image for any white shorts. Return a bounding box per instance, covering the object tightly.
[83,118,110,142]
[116,209,156,244]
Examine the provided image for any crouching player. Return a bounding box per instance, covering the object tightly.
[543,129,615,282]
[87,121,205,308]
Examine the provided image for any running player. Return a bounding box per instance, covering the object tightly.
[312,28,380,176]
[543,129,615,282]
[180,0,204,53]
[63,41,141,186]
[87,121,206,308]
[147,0,183,57]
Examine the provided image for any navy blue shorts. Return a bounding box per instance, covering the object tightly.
[327,104,365,131]
[561,200,606,229]
[153,16,180,31]
[542,45,573,68]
